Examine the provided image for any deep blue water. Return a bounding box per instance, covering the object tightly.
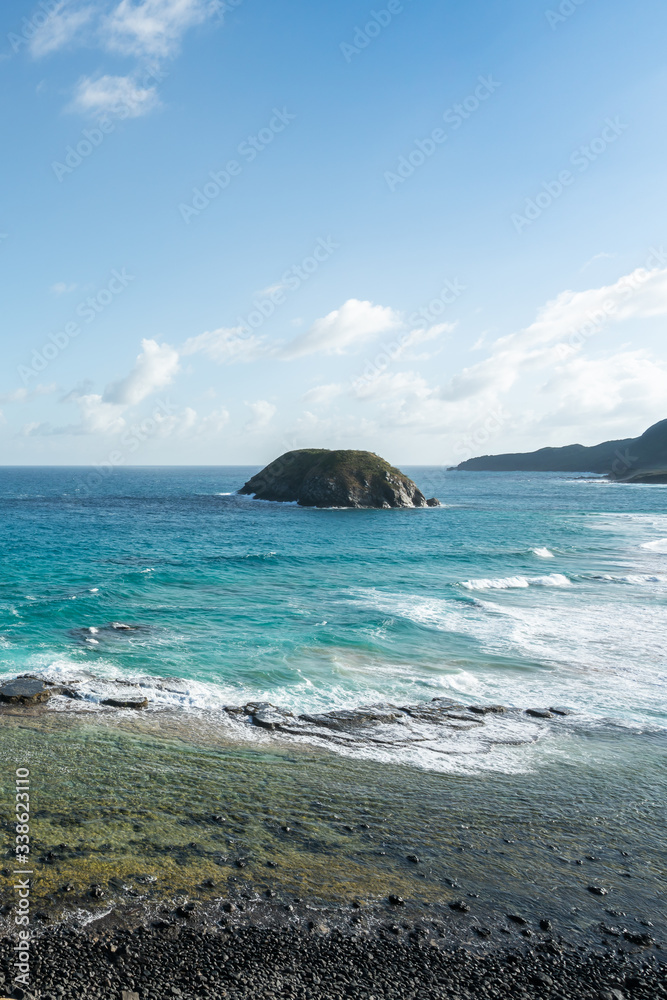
[0,466,665,770]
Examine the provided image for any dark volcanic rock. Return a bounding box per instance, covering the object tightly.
[0,677,54,704]
[101,697,149,709]
[239,449,440,509]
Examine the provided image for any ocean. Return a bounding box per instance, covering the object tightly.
[0,466,665,940]
[0,466,665,770]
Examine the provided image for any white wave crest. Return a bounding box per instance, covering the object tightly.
[532,547,554,558]
[461,573,571,591]
[641,538,667,553]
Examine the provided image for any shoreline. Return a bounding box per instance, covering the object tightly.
[0,896,664,1000]
[1,694,664,998]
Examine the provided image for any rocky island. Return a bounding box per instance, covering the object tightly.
[454,417,667,483]
[239,449,440,508]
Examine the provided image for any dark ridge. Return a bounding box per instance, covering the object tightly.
[454,418,667,482]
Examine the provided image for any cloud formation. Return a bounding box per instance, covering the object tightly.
[104,338,180,405]
[182,327,270,364]
[69,74,159,117]
[280,299,402,360]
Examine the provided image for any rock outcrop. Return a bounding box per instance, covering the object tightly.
[239,449,440,508]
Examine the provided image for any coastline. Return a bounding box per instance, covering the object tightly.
[0,702,664,997]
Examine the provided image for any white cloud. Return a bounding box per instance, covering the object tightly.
[182,326,270,364]
[29,4,94,58]
[280,299,402,360]
[580,251,616,272]
[70,74,159,118]
[29,0,217,60]
[0,385,56,404]
[439,266,667,406]
[25,393,127,436]
[301,383,344,405]
[105,0,213,57]
[353,370,432,402]
[540,351,667,431]
[50,281,77,295]
[244,400,276,432]
[104,338,180,405]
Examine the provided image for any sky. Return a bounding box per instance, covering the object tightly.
[1,0,667,467]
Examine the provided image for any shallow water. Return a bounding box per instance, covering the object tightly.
[0,706,664,943]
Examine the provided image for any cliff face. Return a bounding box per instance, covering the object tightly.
[454,419,667,482]
[239,449,440,508]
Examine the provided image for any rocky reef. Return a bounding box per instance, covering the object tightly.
[239,449,440,508]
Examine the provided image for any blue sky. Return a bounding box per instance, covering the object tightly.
[1,0,667,466]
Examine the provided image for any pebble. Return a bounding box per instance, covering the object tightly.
[449,900,470,913]
[4,917,659,1000]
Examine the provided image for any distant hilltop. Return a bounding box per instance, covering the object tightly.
[239,449,440,508]
[454,419,667,483]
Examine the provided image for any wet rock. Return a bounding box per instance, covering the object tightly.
[468,704,506,715]
[121,992,140,1000]
[101,697,148,709]
[587,886,608,896]
[540,918,552,931]
[623,931,654,946]
[388,895,405,906]
[549,706,573,715]
[299,705,405,730]
[246,702,295,730]
[449,900,470,913]
[90,884,105,899]
[507,914,527,925]
[406,854,420,863]
[0,677,54,705]
[526,708,554,718]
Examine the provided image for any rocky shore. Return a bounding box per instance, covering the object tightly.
[0,896,663,1000]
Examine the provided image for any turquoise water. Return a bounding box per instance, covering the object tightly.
[0,467,666,771]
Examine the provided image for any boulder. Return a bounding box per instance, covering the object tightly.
[0,677,54,705]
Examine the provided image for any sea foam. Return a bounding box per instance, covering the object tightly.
[461,573,570,591]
